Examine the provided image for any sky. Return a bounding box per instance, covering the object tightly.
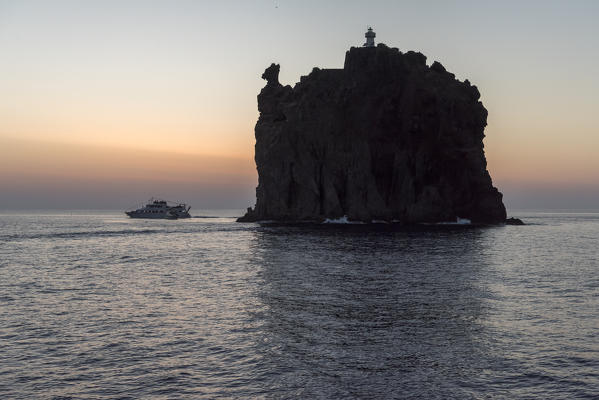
[1,0,598,210]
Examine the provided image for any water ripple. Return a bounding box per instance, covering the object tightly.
[0,211,598,398]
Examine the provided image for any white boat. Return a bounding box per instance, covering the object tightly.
[125,198,191,219]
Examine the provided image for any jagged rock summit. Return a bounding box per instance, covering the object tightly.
[239,38,507,224]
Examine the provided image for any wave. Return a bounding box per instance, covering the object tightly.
[1,228,162,241]
[192,215,232,219]
[435,217,472,225]
[322,216,365,225]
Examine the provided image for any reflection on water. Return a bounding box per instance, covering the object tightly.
[250,227,492,398]
[0,212,598,398]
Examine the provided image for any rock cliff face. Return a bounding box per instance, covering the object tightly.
[239,44,506,223]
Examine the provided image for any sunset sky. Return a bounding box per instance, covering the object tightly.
[1,0,598,209]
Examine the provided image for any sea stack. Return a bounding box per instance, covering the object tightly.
[239,31,507,224]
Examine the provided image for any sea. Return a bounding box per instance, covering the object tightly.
[0,210,597,399]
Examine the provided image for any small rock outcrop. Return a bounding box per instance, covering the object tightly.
[239,44,507,224]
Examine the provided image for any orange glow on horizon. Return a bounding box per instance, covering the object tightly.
[0,137,257,185]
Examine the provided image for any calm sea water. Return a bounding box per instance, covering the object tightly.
[0,210,598,399]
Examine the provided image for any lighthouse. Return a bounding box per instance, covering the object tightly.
[364,27,376,47]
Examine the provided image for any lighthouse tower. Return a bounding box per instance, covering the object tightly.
[364,27,376,47]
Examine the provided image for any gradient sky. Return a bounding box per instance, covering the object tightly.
[1,0,598,209]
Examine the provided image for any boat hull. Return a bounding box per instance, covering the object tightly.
[125,211,178,219]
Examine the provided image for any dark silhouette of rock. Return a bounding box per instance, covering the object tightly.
[261,63,280,86]
[239,44,507,224]
[505,217,524,225]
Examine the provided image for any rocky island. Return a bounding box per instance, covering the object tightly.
[239,30,507,224]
